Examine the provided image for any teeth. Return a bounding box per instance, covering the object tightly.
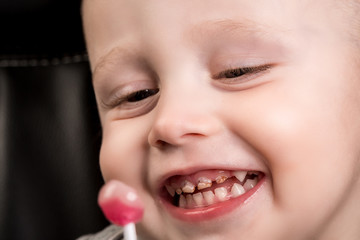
[215,175,228,184]
[214,187,228,201]
[244,178,258,191]
[171,171,261,209]
[165,185,175,197]
[197,177,212,190]
[182,180,195,193]
[193,192,204,206]
[233,171,247,183]
[231,183,245,197]
[179,195,186,208]
[203,191,215,205]
[186,194,195,207]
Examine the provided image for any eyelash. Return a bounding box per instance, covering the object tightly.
[104,88,159,109]
[213,64,271,80]
[126,88,159,102]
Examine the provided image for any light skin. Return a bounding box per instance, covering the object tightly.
[82,0,360,239]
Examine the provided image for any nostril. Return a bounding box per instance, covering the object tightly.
[151,133,205,148]
[155,140,167,148]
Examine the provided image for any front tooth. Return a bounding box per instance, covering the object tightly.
[182,180,195,193]
[231,183,245,198]
[197,177,212,190]
[233,171,247,183]
[244,178,258,191]
[214,187,228,201]
[179,195,186,208]
[215,175,228,184]
[193,192,204,206]
[203,191,215,205]
[165,185,175,197]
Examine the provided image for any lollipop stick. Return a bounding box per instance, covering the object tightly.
[124,223,137,240]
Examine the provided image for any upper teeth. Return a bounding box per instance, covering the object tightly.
[215,175,228,184]
[233,171,247,183]
[176,188,182,195]
[197,177,212,190]
[182,180,196,193]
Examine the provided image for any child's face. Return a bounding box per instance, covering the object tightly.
[83,0,360,239]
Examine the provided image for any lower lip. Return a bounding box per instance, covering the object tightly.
[160,176,266,222]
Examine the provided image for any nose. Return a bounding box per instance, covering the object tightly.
[148,83,222,148]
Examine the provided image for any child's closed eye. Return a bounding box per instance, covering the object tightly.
[101,87,160,119]
[126,89,160,103]
[211,64,273,90]
[105,88,159,108]
[213,64,272,82]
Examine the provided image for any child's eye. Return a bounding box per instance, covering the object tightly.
[103,88,159,113]
[126,89,160,102]
[101,87,160,119]
[212,64,273,90]
[214,65,271,80]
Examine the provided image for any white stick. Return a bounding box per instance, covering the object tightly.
[124,223,137,240]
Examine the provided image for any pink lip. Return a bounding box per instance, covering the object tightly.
[159,176,266,222]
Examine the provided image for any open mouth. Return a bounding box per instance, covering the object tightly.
[161,169,264,210]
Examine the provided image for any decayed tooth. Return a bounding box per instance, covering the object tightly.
[193,192,204,206]
[182,180,196,193]
[215,175,228,184]
[197,177,212,190]
[231,183,245,198]
[179,195,186,208]
[186,194,195,207]
[233,170,247,183]
[165,185,175,197]
[214,187,228,202]
[176,188,182,195]
[244,178,258,191]
[203,191,215,205]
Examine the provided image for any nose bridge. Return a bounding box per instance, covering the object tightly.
[148,76,220,147]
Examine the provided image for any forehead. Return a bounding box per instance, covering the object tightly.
[82,0,345,71]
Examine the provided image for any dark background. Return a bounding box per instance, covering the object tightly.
[0,0,109,239]
[0,0,86,56]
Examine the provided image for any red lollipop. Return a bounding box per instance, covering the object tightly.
[98,180,144,240]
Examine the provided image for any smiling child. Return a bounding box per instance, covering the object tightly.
[80,0,360,239]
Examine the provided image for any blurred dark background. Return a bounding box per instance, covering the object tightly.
[0,0,109,239]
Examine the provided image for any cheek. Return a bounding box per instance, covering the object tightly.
[222,78,360,223]
[99,120,150,183]
[99,118,168,238]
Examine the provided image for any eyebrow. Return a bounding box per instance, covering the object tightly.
[92,46,143,80]
[187,18,276,41]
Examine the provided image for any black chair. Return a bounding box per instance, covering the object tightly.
[0,0,108,239]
